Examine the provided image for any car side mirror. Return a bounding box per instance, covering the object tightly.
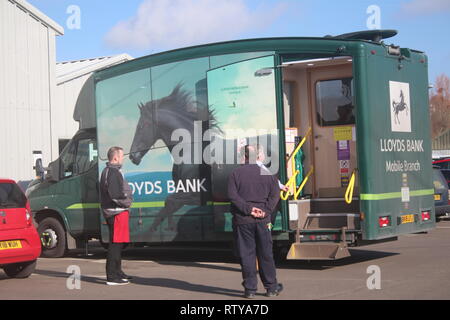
[47,159,61,182]
[34,158,45,181]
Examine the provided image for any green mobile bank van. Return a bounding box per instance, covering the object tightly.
[27,30,435,259]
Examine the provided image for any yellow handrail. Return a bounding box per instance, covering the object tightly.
[295,167,314,199]
[280,127,313,201]
[280,170,299,200]
[345,169,357,204]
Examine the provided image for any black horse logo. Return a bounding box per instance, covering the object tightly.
[392,90,409,125]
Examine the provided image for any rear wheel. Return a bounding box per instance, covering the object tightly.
[3,260,37,278]
[38,217,67,258]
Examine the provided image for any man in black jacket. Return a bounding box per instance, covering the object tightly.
[227,144,283,298]
[100,146,133,286]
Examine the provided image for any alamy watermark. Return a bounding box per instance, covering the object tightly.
[66,265,81,290]
[366,265,381,290]
[366,5,381,30]
[169,122,280,174]
[66,5,81,30]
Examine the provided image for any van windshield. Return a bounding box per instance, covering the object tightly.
[0,183,27,208]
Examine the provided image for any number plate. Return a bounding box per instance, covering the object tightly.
[0,240,22,250]
[401,214,415,224]
[434,194,441,201]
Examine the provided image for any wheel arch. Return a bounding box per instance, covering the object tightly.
[34,209,69,232]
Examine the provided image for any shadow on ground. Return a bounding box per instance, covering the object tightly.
[32,269,243,298]
[60,243,399,272]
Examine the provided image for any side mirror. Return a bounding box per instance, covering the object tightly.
[47,159,61,182]
[34,159,45,181]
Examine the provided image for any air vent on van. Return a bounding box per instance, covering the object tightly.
[387,45,401,56]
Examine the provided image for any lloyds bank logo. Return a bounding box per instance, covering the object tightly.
[389,81,411,132]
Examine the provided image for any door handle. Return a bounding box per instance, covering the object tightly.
[314,134,322,139]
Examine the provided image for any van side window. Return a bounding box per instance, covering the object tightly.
[316,78,355,127]
[60,142,76,178]
[75,139,98,175]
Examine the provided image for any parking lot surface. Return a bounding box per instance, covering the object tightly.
[2,220,450,300]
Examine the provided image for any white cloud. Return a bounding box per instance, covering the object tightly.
[104,0,288,51]
[400,0,450,16]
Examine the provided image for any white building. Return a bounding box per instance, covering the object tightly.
[0,0,64,183]
[0,0,132,184]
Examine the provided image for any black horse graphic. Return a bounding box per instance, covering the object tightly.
[129,84,279,232]
[392,90,409,125]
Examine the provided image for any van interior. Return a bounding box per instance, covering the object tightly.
[280,54,360,233]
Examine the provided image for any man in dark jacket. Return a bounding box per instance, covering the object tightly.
[100,146,133,286]
[227,144,283,298]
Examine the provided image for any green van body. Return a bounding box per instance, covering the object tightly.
[27,32,435,256]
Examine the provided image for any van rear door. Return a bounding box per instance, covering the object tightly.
[354,44,434,240]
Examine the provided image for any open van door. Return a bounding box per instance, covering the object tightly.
[206,55,287,231]
[354,45,434,240]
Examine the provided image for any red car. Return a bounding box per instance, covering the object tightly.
[0,179,41,278]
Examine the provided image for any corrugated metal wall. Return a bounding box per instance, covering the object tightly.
[433,130,450,150]
[0,0,59,182]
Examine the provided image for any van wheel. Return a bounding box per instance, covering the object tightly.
[38,217,67,258]
[3,260,37,278]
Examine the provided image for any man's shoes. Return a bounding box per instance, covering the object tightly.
[119,273,133,281]
[244,291,256,299]
[266,283,283,297]
[106,278,129,286]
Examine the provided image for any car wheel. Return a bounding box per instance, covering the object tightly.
[3,260,37,278]
[38,217,67,258]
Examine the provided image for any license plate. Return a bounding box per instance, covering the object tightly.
[0,240,22,250]
[434,194,441,201]
[401,214,415,224]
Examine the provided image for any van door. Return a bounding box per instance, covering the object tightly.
[309,66,357,198]
[206,55,286,231]
[355,47,434,240]
[58,133,99,237]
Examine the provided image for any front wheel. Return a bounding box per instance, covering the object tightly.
[3,260,37,278]
[38,217,67,258]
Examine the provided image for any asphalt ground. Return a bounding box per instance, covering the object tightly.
[1,219,450,300]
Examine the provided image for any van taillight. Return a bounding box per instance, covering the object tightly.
[421,211,431,222]
[379,216,390,228]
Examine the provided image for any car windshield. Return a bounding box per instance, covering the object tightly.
[0,183,27,208]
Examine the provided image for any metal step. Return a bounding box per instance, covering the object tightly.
[310,198,360,214]
[286,241,350,260]
[304,212,360,230]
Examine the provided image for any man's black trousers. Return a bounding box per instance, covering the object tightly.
[106,216,124,281]
[233,222,278,293]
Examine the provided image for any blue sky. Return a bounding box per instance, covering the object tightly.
[29,0,450,83]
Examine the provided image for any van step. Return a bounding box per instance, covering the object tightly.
[310,198,360,213]
[286,242,350,260]
[303,213,360,230]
